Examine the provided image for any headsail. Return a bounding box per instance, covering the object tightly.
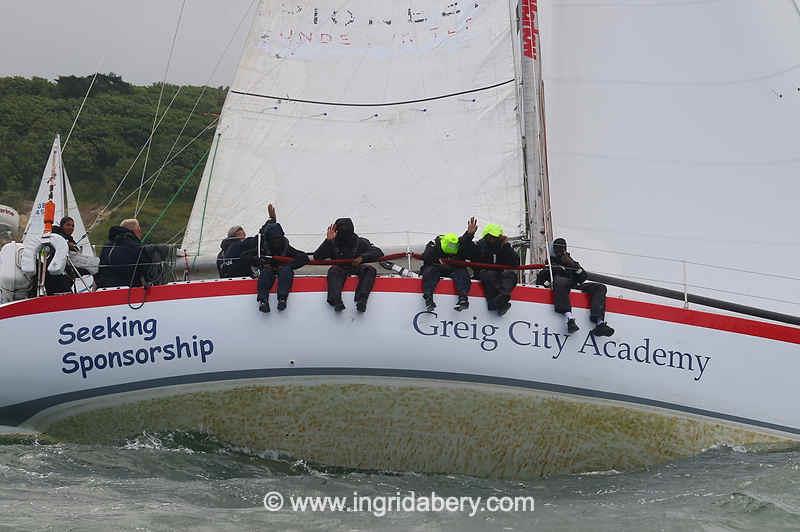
[183,0,527,257]
[539,0,800,313]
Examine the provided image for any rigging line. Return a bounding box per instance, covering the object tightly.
[62,60,104,153]
[136,0,187,218]
[593,270,800,306]
[86,86,189,234]
[137,0,258,213]
[229,79,516,108]
[77,117,218,244]
[569,245,800,282]
[544,61,800,88]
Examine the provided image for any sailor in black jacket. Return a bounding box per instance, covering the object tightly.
[313,218,383,313]
[256,204,309,312]
[97,219,153,288]
[471,223,519,316]
[217,226,258,279]
[535,238,613,336]
[421,217,478,311]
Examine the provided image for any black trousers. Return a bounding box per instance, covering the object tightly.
[326,264,377,304]
[257,264,295,301]
[478,270,517,310]
[45,274,73,295]
[553,277,607,322]
[421,265,471,296]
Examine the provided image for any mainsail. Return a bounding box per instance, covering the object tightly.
[183,1,528,257]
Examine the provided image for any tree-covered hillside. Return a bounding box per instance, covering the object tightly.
[0,74,225,244]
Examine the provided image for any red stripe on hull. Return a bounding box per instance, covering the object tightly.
[1,277,798,344]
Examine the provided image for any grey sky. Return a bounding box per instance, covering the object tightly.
[0,0,254,85]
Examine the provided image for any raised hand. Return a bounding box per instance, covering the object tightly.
[267,203,276,220]
[466,216,478,235]
[326,224,337,241]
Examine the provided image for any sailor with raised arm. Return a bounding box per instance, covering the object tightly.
[420,217,478,312]
[256,203,309,313]
[536,238,614,336]
[471,223,519,316]
[313,218,383,313]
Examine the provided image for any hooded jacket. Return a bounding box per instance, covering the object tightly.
[217,235,258,278]
[535,251,588,287]
[471,237,520,273]
[258,219,309,270]
[421,231,475,267]
[313,218,383,264]
[97,226,153,288]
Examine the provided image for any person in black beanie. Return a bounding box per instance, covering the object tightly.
[256,203,309,313]
[313,218,383,313]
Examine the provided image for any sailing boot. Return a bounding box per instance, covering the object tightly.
[454,295,469,312]
[591,322,614,337]
[423,293,436,311]
[566,318,579,333]
[258,300,270,313]
[356,298,368,313]
[277,297,287,311]
[494,294,511,316]
[329,299,346,312]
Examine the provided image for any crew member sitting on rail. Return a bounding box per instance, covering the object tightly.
[217,225,258,279]
[97,218,153,288]
[313,218,383,313]
[256,203,309,313]
[535,237,614,336]
[471,223,519,316]
[421,217,478,312]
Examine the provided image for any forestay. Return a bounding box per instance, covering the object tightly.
[183,0,526,256]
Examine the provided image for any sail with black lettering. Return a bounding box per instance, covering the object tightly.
[183,1,529,257]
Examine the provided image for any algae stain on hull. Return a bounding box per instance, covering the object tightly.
[41,383,786,479]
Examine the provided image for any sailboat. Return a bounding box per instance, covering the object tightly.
[0,135,96,303]
[0,1,798,479]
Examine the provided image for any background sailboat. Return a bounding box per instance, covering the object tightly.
[0,135,95,302]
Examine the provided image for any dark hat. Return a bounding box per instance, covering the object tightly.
[553,238,567,247]
[334,218,354,233]
[262,221,285,240]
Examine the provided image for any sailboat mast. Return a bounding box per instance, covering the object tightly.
[519,0,553,265]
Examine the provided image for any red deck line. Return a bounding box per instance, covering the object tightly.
[1,277,798,344]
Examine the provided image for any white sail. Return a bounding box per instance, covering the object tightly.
[23,136,66,245]
[62,165,93,256]
[183,0,526,257]
[20,135,95,275]
[539,0,800,313]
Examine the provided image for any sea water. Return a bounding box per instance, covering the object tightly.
[1,432,799,531]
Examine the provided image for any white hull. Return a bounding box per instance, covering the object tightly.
[1,277,798,477]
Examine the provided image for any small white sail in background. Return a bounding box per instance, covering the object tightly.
[20,135,95,275]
